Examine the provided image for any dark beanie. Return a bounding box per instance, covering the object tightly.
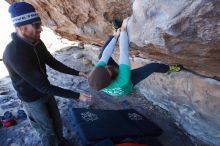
[88,66,111,91]
[8,2,41,27]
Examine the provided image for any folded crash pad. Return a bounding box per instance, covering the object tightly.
[71,108,162,145]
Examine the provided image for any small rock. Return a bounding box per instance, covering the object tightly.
[1,102,20,109]
[7,138,12,143]
[10,143,20,146]
[121,100,130,108]
[24,136,32,144]
[61,46,73,51]
[82,58,92,65]
[78,43,84,49]
[0,91,10,95]
[72,53,84,59]
[84,44,100,51]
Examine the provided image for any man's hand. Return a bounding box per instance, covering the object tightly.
[79,93,92,102]
[79,71,89,78]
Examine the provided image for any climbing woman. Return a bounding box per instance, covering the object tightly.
[88,18,183,96]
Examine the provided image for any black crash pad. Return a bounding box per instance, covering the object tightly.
[71,108,163,145]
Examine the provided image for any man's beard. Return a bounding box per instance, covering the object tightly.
[31,34,41,44]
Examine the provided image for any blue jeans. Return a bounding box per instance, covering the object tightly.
[22,96,63,146]
[99,36,169,86]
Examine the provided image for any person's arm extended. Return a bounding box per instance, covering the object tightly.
[99,36,117,64]
[119,31,130,66]
[40,42,79,76]
[8,56,80,99]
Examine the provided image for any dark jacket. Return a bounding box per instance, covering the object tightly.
[3,33,80,102]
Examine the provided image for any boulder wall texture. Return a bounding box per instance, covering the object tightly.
[7,0,220,145]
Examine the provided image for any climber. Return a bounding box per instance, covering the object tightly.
[88,18,183,96]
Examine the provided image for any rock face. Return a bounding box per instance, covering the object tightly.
[6,0,220,145]
[128,0,220,78]
[7,0,219,77]
[26,0,132,45]
[133,59,220,146]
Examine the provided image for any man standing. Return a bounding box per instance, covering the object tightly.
[3,2,90,146]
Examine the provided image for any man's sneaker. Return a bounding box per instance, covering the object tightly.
[112,18,123,33]
[168,64,183,73]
